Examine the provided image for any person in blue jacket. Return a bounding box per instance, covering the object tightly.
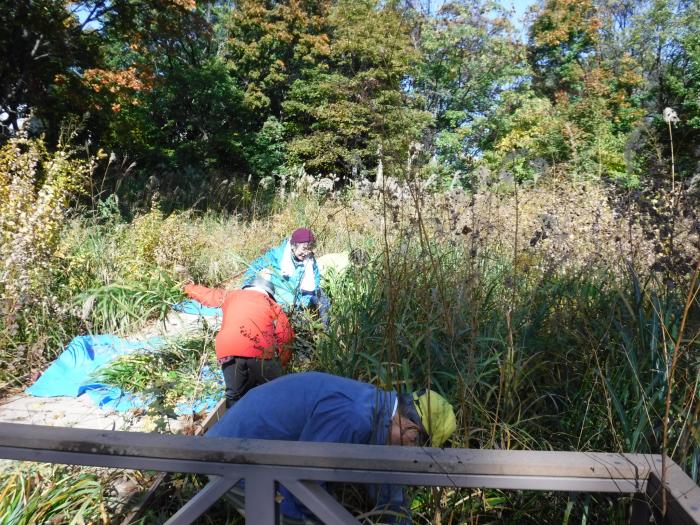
[242,228,322,312]
[206,371,457,524]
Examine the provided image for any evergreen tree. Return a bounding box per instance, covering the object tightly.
[283,0,431,178]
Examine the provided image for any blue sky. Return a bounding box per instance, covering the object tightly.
[510,0,536,19]
[507,0,537,36]
[428,0,537,36]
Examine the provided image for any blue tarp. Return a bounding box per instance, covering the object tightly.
[174,366,223,415]
[26,334,163,397]
[26,300,224,414]
[173,299,222,317]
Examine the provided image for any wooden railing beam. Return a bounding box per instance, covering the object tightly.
[0,423,698,525]
[0,423,653,479]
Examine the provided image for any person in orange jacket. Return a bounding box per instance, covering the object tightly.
[184,273,294,408]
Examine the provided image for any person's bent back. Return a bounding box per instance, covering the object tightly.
[206,371,456,523]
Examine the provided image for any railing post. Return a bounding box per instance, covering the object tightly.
[245,471,277,525]
[164,476,240,525]
[630,494,651,525]
[645,456,700,525]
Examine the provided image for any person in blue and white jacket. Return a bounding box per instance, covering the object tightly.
[242,228,323,312]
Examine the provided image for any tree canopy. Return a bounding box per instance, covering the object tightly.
[1,0,698,205]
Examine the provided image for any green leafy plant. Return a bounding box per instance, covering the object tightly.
[96,333,221,420]
[0,464,110,525]
[78,271,185,334]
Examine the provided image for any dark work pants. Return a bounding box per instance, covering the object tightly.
[220,357,283,408]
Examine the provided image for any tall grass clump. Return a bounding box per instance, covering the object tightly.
[60,202,223,334]
[78,271,184,335]
[321,252,697,521]
[0,129,93,391]
[301,177,699,522]
[0,464,111,524]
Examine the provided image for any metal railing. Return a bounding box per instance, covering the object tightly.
[0,422,698,525]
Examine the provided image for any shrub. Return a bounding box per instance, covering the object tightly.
[0,133,92,388]
[0,135,90,312]
[78,271,185,335]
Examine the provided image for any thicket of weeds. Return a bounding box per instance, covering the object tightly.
[1,166,698,523]
[312,238,698,523]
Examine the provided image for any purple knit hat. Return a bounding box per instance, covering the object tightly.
[290,228,315,244]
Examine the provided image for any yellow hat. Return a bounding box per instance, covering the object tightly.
[412,390,457,447]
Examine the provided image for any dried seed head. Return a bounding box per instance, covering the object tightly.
[663,107,679,125]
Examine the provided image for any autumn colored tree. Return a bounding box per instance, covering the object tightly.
[81,0,254,185]
[528,0,601,97]
[201,0,333,179]
[224,0,332,120]
[504,0,645,182]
